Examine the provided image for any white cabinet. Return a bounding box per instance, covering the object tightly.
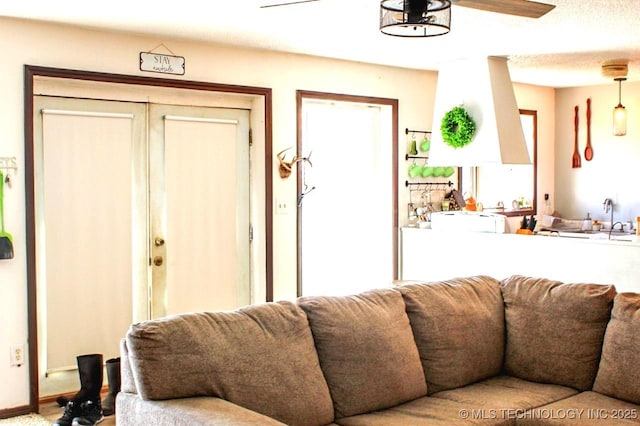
[400,227,640,293]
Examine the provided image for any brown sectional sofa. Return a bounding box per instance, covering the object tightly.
[116,275,640,425]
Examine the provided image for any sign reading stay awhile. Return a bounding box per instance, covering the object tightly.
[140,52,185,75]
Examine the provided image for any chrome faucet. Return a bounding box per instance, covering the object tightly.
[609,221,624,239]
[603,198,614,228]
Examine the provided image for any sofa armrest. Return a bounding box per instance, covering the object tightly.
[119,338,137,394]
[116,392,287,426]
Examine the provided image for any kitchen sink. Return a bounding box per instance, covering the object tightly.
[539,228,637,242]
[587,230,636,241]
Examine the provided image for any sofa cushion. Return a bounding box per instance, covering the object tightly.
[335,396,511,426]
[398,276,505,394]
[116,394,288,425]
[298,289,427,419]
[431,375,578,414]
[593,292,640,404]
[517,391,640,425]
[501,276,616,391]
[125,301,334,426]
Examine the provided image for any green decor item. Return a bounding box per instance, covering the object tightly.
[419,137,430,152]
[0,171,14,259]
[443,166,455,178]
[440,106,477,148]
[408,163,422,178]
[409,139,418,155]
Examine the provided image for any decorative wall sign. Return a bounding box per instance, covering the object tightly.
[140,52,185,75]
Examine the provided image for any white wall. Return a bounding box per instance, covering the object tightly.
[0,17,438,411]
[555,82,640,225]
[0,17,556,411]
[509,83,556,232]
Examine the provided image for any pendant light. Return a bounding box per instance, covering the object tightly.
[613,77,627,136]
[602,59,629,137]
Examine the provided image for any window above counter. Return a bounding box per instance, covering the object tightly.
[461,109,537,218]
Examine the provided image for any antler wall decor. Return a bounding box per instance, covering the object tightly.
[276,147,312,179]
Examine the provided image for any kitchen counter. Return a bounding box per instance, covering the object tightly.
[400,227,640,293]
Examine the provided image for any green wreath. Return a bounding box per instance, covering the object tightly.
[440,106,476,148]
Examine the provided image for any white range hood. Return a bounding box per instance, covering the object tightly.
[429,56,531,166]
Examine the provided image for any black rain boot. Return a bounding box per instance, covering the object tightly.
[70,354,104,426]
[101,357,120,416]
[56,354,104,407]
[55,354,104,425]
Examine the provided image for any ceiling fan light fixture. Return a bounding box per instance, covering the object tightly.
[380,0,451,37]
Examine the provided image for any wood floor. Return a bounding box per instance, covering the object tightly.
[40,399,116,425]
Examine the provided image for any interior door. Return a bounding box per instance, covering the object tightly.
[148,104,251,317]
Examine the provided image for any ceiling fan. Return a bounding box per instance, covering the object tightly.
[260,0,555,19]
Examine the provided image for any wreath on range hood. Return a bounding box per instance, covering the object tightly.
[440,106,476,148]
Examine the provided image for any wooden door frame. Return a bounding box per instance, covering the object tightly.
[295,90,399,297]
[23,65,273,413]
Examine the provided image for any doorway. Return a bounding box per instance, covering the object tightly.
[24,66,273,411]
[33,95,252,397]
[296,91,398,296]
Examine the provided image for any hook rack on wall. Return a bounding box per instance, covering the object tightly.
[0,157,18,188]
[405,128,431,135]
[405,180,454,191]
[405,154,429,160]
[0,157,17,172]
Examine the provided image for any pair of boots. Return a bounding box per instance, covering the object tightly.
[54,355,121,426]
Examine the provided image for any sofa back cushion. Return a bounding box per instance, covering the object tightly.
[593,292,640,404]
[125,301,334,426]
[297,289,427,419]
[502,275,616,391]
[398,276,505,394]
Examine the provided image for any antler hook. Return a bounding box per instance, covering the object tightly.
[277,147,312,179]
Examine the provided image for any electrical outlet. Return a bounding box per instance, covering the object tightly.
[10,344,24,366]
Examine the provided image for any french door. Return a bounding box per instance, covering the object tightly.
[34,96,251,396]
[147,104,251,317]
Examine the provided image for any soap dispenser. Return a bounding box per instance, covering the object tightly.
[582,213,593,231]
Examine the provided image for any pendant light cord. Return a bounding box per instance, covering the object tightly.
[615,77,627,106]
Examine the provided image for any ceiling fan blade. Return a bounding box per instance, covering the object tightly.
[260,0,320,8]
[454,0,555,18]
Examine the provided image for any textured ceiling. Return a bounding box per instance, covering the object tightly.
[2,0,640,88]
